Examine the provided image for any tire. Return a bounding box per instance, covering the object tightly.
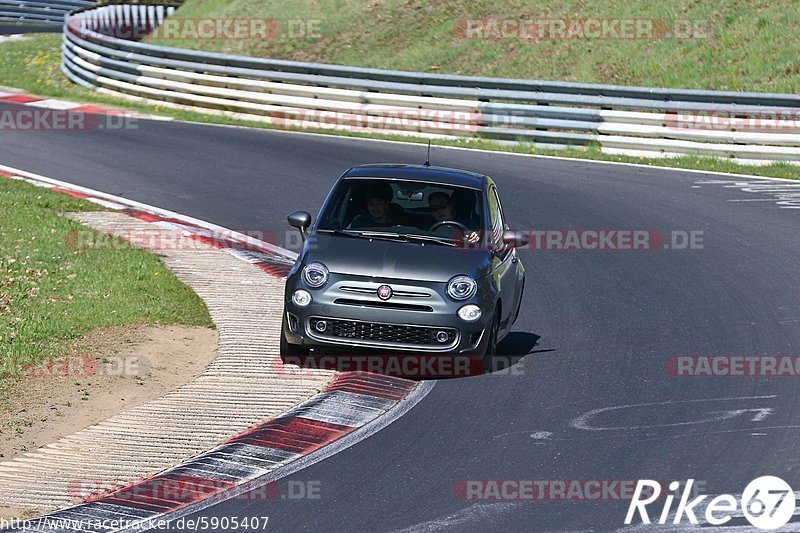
[512,278,525,325]
[481,313,499,373]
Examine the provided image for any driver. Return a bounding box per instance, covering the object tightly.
[428,191,480,243]
[349,183,399,228]
[428,191,456,224]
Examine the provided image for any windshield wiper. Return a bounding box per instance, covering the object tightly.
[359,231,457,247]
[320,229,457,247]
[318,228,404,242]
[317,228,372,239]
[398,233,457,247]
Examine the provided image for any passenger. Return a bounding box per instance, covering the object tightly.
[349,183,400,228]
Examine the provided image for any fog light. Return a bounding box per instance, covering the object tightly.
[292,289,312,307]
[435,330,450,343]
[315,320,328,333]
[458,304,482,322]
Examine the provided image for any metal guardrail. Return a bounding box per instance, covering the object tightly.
[61,4,800,163]
[0,0,92,25]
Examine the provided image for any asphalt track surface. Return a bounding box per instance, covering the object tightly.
[2,100,800,531]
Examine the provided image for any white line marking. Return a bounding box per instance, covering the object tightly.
[0,163,298,262]
[26,99,84,110]
[0,34,30,44]
[695,179,800,208]
[389,502,523,533]
[571,395,776,431]
[84,197,128,209]
[705,408,773,422]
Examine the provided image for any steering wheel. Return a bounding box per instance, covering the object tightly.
[430,220,469,232]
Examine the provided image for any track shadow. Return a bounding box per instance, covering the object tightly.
[280,331,550,380]
[486,331,549,374]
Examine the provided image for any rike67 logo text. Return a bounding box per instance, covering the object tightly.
[625,477,796,530]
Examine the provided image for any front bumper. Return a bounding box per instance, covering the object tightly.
[283,275,493,355]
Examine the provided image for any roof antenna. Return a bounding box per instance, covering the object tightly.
[424,140,431,167]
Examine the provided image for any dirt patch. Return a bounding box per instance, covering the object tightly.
[0,505,41,521]
[0,324,218,462]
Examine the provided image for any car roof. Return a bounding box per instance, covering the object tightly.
[342,164,487,190]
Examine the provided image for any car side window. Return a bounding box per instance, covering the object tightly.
[494,187,509,230]
[492,185,514,258]
[487,185,505,251]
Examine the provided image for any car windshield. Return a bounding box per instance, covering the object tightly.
[316,178,485,242]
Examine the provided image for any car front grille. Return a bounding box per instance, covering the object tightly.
[338,286,431,298]
[307,317,457,349]
[333,298,434,312]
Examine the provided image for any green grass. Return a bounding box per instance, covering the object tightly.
[146,0,800,94]
[1,31,799,182]
[0,177,213,386]
[0,33,209,119]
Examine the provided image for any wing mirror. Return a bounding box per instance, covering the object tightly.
[287,210,312,242]
[502,230,529,249]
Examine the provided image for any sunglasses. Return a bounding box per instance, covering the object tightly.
[430,202,451,210]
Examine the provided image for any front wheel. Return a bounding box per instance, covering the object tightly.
[512,278,525,326]
[481,314,499,373]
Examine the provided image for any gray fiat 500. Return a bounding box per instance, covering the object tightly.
[281,164,526,371]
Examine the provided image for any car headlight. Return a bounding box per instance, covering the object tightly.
[447,275,477,300]
[458,304,482,322]
[292,289,312,307]
[302,262,329,288]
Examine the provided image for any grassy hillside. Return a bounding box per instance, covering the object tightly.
[146,0,800,93]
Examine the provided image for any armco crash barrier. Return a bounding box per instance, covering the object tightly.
[61,4,800,164]
[1,0,93,25]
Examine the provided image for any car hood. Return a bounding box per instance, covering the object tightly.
[305,233,492,283]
